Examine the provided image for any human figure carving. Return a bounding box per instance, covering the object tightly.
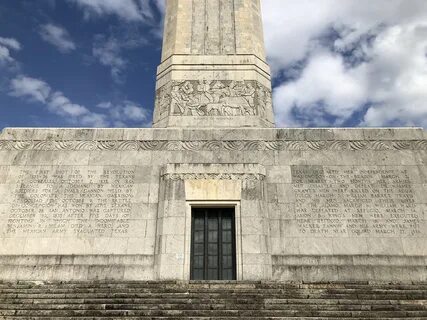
[170,85,189,115]
[161,80,269,117]
[197,80,214,104]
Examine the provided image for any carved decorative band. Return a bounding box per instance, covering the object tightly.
[0,140,426,151]
[162,173,265,181]
[155,80,272,117]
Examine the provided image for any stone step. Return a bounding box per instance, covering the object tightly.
[1,286,425,293]
[0,294,420,302]
[0,294,422,303]
[0,281,425,319]
[2,284,424,288]
[6,318,425,320]
[1,298,424,308]
[0,287,421,294]
[1,317,427,320]
[2,309,425,317]
[1,281,425,288]
[0,303,425,312]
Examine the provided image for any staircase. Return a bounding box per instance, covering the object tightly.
[0,281,426,319]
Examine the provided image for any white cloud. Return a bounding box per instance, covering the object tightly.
[48,91,88,117]
[262,0,427,128]
[0,37,21,51]
[152,0,165,13]
[9,76,51,103]
[9,75,108,127]
[0,37,21,66]
[123,102,148,121]
[39,24,76,53]
[79,113,109,127]
[1,30,148,128]
[68,1,160,83]
[274,52,367,127]
[69,0,159,23]
[96,101,113,109]
[93,36,126,83]
[92,32,147,83]
[137,0,155,22]
[362,23,427,128]
[8,75,149,127]
[0,46,14,65]
[97,100,149,126]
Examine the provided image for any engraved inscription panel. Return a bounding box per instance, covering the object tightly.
[291,166,423,237]
[0,166,9,184]
[291,166,325,184]
[2,166,137,237]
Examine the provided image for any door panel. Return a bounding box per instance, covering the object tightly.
[191,208,236,280]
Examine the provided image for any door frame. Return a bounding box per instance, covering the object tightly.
[184,201,242,281]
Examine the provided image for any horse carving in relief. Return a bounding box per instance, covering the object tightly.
[167,80,259,116]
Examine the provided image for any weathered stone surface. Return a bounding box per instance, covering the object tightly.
[153,0,274,128]
[0,281,425,319]
[0,127,425,282]
[1,0,426,289]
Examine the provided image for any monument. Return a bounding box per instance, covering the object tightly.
[0,0,426,285]
[154,0,274,128]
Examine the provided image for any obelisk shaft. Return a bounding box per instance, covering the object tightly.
[161,0,266,59]
[153,0,274,128]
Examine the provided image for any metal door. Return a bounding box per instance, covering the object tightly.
[191,208,236,280]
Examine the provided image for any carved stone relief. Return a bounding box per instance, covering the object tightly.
[161,173,265,181]
[0,140,426,151]
[155,80,271,117]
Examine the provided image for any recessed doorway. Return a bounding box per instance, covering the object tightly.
[190,207,236,280]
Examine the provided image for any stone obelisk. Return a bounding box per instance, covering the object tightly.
[153,0,274,128]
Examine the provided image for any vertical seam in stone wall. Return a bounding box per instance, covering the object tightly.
[190,0,194,54]
[232,0,237,54]
[219,0,222,55]
[204,0,207,55]
[239,202,244,280]
[162,0,172,61]
[153,174,163,273]
[173,0,178,58]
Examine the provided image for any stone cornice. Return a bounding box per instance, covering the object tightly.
[162,173,265,181]
[160,163,266,181]
[0,140,426,151]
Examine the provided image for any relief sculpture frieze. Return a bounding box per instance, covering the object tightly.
[156,80,271,117]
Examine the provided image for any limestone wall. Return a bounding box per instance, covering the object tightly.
[0,127,425,281]
[161,0,265,60]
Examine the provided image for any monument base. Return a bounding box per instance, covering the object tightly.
[0,127,425,282]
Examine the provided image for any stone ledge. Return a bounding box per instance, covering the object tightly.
[0,255,154,266]
[0,265,155,281]
[162,163,266,176]
[1,127,425,141]
[272,255,427,266]
[0,138,425,151]
[157,54,271,75]
[0,255,155,281]
[273,265,427,282]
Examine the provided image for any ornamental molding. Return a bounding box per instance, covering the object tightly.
[0,140,426,151]
[161,173,265,181]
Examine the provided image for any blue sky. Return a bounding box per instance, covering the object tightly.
[0,0,163,128]
[1,0,426,129]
